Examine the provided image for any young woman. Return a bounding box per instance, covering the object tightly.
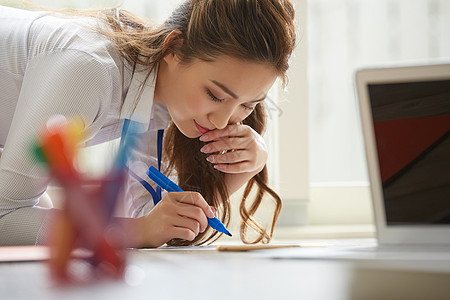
[0,0,296,247]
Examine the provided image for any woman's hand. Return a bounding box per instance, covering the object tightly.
[199,124,268,174]
[134,192,215,248]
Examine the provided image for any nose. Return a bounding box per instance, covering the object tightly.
[209,104,236,130]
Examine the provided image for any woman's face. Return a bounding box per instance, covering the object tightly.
[155,54,278,138]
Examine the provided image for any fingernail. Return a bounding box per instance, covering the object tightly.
[210,206,217,215]
[200,134,209,141]
[206,156,213,162]
[200,146,208,153]
[214,165,223,171]
[208,208,215,218]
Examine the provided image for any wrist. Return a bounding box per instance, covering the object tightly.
[115,216,145,248]
[255,163,265,174]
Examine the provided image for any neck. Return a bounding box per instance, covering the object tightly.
[153,60,167,105]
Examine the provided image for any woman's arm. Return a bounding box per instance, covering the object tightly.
[223,166,265,195]
[0,50,117,246]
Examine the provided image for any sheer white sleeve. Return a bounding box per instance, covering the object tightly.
[0,50,116,245]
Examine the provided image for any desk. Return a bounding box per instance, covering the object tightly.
[1,239,450,300]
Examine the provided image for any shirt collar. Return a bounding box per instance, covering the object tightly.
[120,64,157,127]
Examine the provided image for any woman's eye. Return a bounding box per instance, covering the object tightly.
[242,104,255,111]
[206,89,224,103]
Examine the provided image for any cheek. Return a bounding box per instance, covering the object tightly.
[232,109,253,124]
[183,90,210,114]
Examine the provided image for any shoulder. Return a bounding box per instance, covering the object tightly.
[28,13,121,73]
[26,48,122,106]
[27,14,124,99]
[21,48,122,129]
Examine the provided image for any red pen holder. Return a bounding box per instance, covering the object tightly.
[34,116,127,284]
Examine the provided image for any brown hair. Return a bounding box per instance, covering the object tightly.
[43,0,296,245]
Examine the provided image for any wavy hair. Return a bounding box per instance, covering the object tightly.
[42,0,296,245]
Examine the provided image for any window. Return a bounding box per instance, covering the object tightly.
[308,0,450,225]
[28,0,182,23]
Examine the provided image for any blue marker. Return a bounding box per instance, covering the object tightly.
[146,166,232,237]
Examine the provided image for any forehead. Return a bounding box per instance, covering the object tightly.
[187,56,278,99]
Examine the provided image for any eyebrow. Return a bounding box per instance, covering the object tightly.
[210,80,266,102]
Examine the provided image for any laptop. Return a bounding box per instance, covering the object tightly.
[256,63,450,265]
[355,62,450,246]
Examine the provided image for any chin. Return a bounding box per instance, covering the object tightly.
[172,119,204,139]
[185,132,201,139]
[176,125,200,139]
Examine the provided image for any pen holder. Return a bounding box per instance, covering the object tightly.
[33,115,129,284]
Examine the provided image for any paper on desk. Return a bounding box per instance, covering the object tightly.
[137,243,328,252]
[216,243,327,251]
[138,245,217,251]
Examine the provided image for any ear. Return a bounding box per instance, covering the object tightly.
[162,30,184,66]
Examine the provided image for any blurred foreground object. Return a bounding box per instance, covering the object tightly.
[32,115,135,283]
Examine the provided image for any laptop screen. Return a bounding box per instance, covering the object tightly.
[368,80,450,225]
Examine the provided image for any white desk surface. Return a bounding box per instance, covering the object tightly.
[1,238,450,300]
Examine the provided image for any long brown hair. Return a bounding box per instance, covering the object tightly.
[43,0,296,245]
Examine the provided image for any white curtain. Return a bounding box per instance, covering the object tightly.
[308,0,450,184]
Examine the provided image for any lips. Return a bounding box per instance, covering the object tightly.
[195,121,211,134]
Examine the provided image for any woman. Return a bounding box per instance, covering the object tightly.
[0,0,296,247]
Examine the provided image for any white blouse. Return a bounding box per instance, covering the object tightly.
[0,6,171,245]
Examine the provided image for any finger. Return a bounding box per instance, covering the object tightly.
[176,203,208,233]
[213,161,254,174]
[171,216,201,239]
[206,149,248,164]
[200,137,253,154]
[167,226,197,241]
[171,192,215,218]
[199,124,246,142]
[210,206,217,215]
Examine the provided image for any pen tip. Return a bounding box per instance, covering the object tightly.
[227,233,232,237]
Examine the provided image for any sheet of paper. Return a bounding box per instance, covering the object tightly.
[216,243,327,251]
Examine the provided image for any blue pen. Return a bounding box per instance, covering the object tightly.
[146,166,232,237]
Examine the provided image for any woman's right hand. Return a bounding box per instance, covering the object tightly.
[134,192,216,248]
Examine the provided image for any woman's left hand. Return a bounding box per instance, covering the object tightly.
[199,124,267,174]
